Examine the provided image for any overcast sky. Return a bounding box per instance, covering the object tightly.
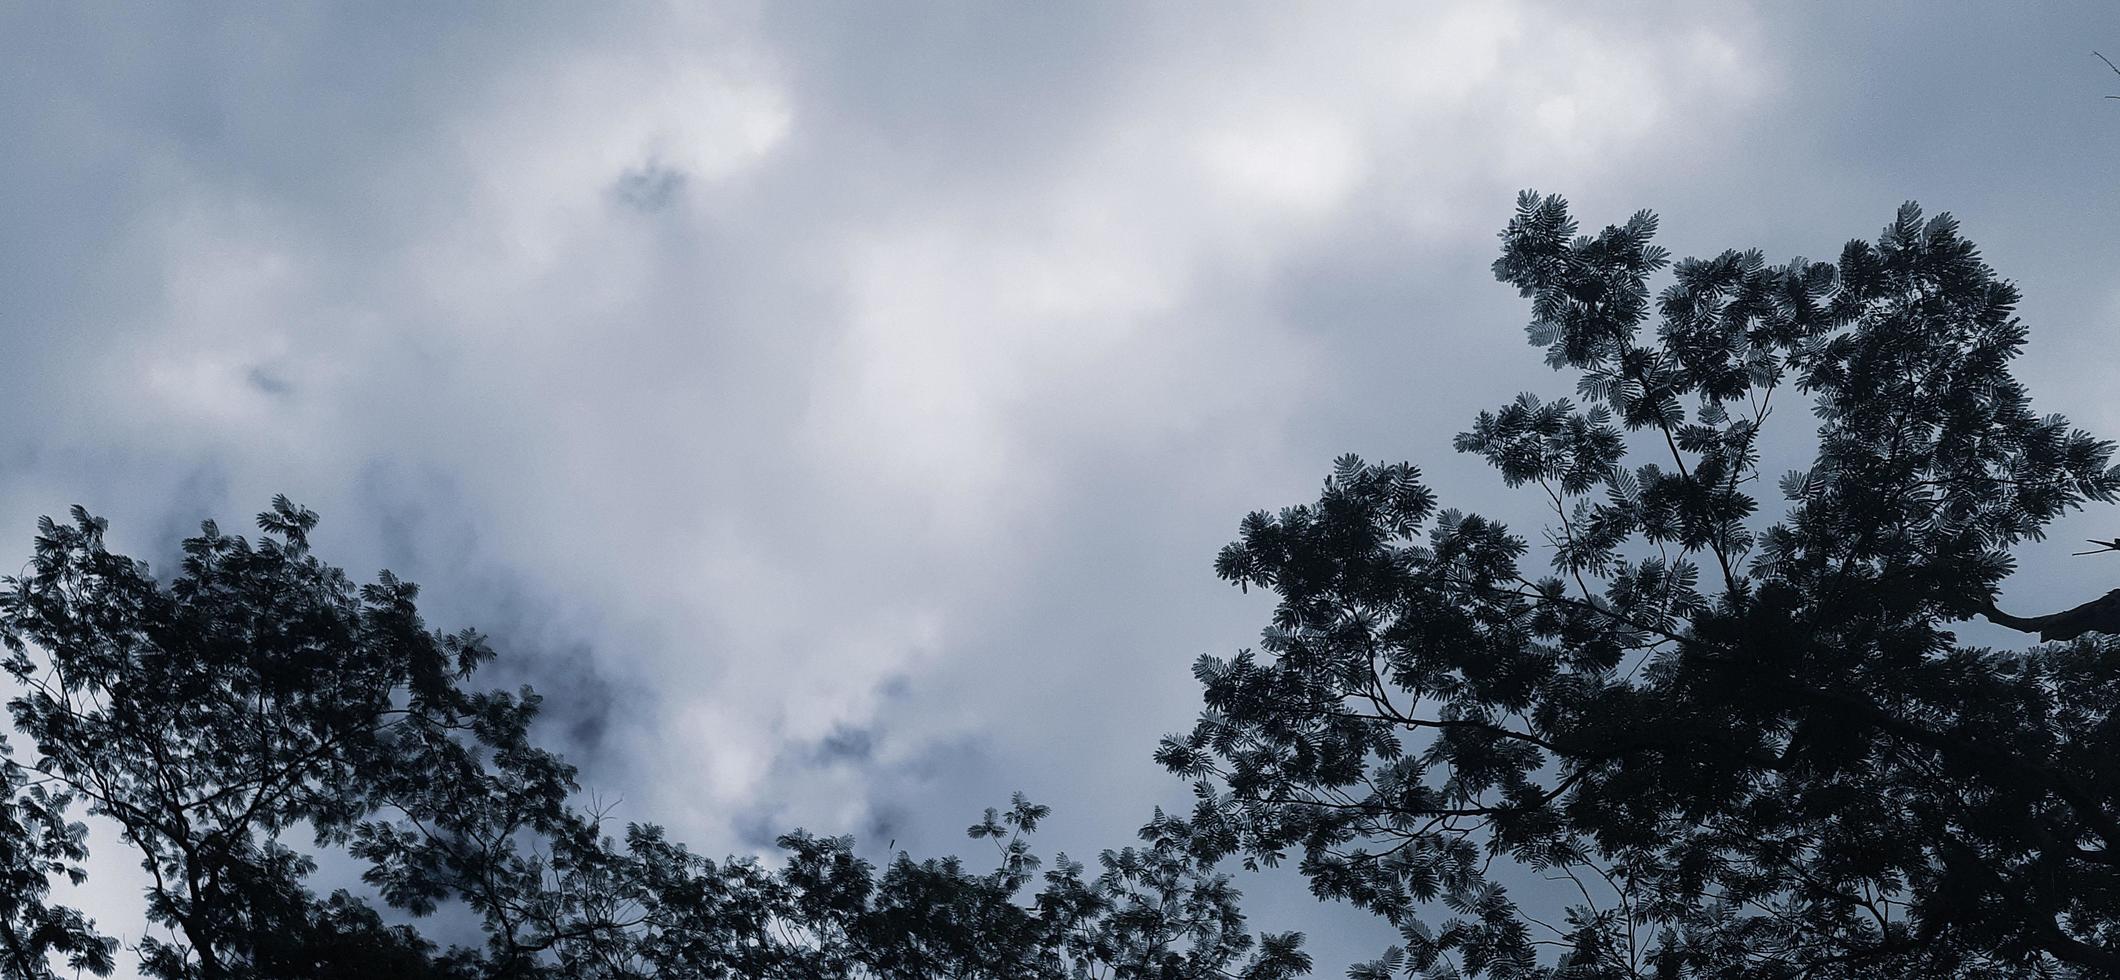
[6,2,2120,972]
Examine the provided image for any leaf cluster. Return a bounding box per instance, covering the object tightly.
[0,504,1307,979]
[1164,194,2120,977]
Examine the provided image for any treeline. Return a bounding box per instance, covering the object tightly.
[10,195,2120,978]
[0,501,1307,979]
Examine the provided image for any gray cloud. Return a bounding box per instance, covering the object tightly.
[813,725,877,766]
[243,366,293,396]
[611,164,689,213]
[5,2,2119,973]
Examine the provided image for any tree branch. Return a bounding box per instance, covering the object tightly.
[1983,589,2120,641]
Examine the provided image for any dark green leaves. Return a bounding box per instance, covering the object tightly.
[1173,195,2120,977]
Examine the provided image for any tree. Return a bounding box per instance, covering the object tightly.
[0,500,1307,978]
[1161,194,2120,977]
[0,499,562,978]
[0,738,112,978]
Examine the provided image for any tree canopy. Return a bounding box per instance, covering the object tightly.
[7,194,2118,979]
[1160,194,2120,977]
[0,500,1306,979]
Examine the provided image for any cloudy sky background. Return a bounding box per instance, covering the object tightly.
[6,1,2120,971]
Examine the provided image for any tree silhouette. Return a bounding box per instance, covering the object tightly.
[0,503,1308,979]
[10,194,2117,978]
[1162,194,2120,977]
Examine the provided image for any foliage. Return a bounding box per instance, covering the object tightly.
[1162,194,2120,977]
[0,738,111,979]
[0,503,1305,978]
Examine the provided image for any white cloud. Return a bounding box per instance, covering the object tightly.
[41,2,2120,974]
[10,0,1782,846]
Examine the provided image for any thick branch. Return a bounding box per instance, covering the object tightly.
[1984,589,2120,642]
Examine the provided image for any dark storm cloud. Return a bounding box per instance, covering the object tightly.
[611,165,689,213]
[814,725,877,766]
[244,366,293,396]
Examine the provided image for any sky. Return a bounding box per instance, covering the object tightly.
[5,1,2120,973]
